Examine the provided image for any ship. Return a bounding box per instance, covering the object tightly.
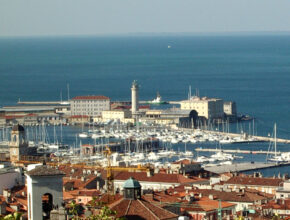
[147,92,167,104]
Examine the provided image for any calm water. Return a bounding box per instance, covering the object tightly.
[0,35,290,176]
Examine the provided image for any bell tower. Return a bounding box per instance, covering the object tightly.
[9,124,28,163]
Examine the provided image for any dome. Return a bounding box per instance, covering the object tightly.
[123,177,141,189]
[12,124,25,132]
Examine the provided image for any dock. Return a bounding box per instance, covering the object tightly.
[195,148,281,155]
[204,162,290,174]
[200,130,290,144]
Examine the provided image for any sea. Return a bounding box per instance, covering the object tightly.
[0,34,290,176]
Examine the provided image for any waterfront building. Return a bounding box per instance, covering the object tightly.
[0,106,62,125]
[102,109,132,123]
[180,96,224,120]
[70,95,110,117]
[224,101,237,116]
[142,108,198,128]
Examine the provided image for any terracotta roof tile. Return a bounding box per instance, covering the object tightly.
[114,171,202,184]
[225,176,283,187]
[182,197,236,212]
[26,165,64,176]
[110,197,178,220]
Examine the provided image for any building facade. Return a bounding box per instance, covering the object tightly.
[180,96,224,120]
[102,109,132,122]
[70,95,110,117]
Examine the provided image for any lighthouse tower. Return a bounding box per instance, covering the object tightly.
[131,80,139,115]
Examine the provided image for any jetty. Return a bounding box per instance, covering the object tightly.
[204,162,290,174]
[196,148,281,155]
[201,130,290,144]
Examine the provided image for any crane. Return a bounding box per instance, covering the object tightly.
[103,146,151,195]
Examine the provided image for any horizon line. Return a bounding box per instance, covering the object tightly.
[1,30,290,39]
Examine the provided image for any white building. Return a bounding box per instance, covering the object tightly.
[113,171,201,191]
[180,96,224,120]
[0,165,23,195]
[70,95,110,117]
[276,180,290,199]
[102,109,132,123]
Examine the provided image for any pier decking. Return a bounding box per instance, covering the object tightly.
[196,148,281,155]
[204,162,290,174]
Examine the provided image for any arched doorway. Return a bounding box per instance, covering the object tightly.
[42,193,53,220]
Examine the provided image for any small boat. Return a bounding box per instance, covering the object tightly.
[147,92,167,104]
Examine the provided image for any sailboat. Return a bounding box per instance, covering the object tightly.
[267,123,284,163]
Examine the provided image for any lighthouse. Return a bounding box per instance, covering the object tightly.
[131,80,139,115]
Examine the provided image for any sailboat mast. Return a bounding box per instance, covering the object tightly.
[274,123,277,158]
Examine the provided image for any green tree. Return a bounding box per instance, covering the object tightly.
[2,212,22,220]
[68,200,81,220]
[89,206,125,220]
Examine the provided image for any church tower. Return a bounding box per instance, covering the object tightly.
[9,124,28,163]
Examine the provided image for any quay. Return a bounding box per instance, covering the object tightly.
[204,162,290,174]
[196,148,281,155]
[199,129,290,144]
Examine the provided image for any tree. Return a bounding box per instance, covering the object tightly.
[2,212,22,220]
[68,200,81,220]
[89,206,125,220]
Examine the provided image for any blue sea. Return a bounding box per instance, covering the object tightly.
[0,35,290,176]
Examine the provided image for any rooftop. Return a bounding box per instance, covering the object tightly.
[225,176,284,187]
[26,165,64,177]
[110,197,178,220]
[71,95,110,100]
[115,171,202,184]
[123,177,141,189]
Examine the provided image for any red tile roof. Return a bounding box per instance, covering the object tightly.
[72,95,110,100]
[70,115,89,118]
[263,199,290,210]
[114,105,150,110]
[114,172,201,184]
[225,176,284,187]
[110,197,178,220]
[182,197,236,212]
[192,189,271,203]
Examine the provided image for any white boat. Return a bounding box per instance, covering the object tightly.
[147,92,166,104]
[79,132,89,138]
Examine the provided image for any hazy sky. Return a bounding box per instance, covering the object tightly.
[1,0,290,37]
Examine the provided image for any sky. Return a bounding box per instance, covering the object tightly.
[1,0,290,37]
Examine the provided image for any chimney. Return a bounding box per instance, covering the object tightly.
[208,194,214,200]
[147,169,153,177]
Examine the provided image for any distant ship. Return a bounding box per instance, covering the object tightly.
[147,92,167,104]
